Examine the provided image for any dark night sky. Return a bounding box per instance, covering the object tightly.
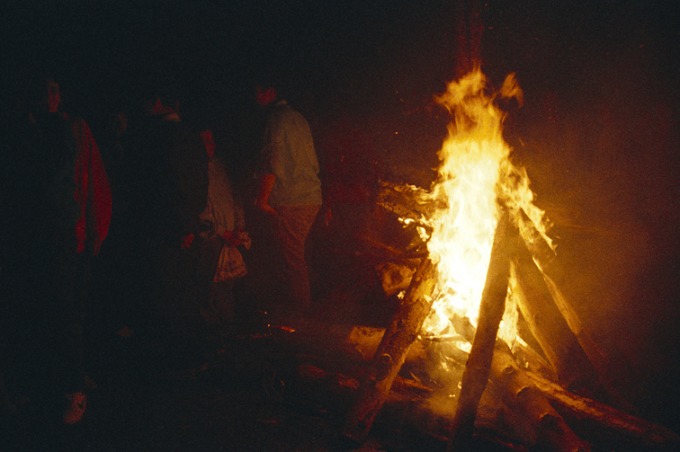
[2,1,678,124]
[3,0,680,432]
[3,1,466,117]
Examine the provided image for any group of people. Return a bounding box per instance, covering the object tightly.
[0,73,326,427]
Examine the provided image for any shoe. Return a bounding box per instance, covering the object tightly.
[63,391,87,425]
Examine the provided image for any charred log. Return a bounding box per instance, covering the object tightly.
[342,257,438,443]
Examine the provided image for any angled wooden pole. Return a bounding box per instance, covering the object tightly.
[342,256,438,444]
[447,212,514,451]
[517,209,633,411]
[513,237,599,391]
[516,209,604,367]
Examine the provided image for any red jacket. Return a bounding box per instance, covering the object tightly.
[71,117,112,255]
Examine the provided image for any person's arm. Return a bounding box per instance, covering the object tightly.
[178,130,209,249]
[255,172,277,216]
[72,118,112,255]
[255,109,282,216]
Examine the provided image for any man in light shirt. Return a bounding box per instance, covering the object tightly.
[254,82,322,315]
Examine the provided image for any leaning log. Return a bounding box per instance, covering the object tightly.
[517,210,606,372]
[342,256,438,443]
[441,314,588,450]
[527,372,680,451]
[512,238,598,391]
[517,209,633,411]
[447,212,514,451]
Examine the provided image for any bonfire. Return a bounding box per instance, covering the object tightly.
[331,68,679,451]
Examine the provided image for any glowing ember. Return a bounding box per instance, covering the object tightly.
[417,68,554,346]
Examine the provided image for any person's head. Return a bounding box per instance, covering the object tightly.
[109,112,128,139]
[199,129,216,159]
[140,92,182,123]
[140,73,182,117]
[25,75,62,113]
[253,68,290,107]
[255,85,278,107]
[46,78,62,113]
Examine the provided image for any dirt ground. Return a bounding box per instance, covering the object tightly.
[0,308,511,452]
[2,203,678,452]
[0,232,519,452]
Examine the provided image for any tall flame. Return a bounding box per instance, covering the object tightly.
[420,68,553,346]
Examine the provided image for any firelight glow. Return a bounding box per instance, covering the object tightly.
[418,68,554,346]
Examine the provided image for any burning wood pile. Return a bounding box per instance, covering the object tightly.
[269,69,680,451]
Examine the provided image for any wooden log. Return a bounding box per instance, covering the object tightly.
[275,321,429,366]
[342,256,438,443]
[415,331,579,449]
[447,212,514,451]
[512,238,599,391]
[511,338,558,382]
[293,362,530,450]
[273,321,675,451]
[517,210,605,371]
[375,180,442,226]
[490,340,591,451]
[527,372,680,451]
[517,209,633,410]
[284,324,588,450]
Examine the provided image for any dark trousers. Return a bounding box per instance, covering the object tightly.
[49,252,91,394]
[150,240,208,367]
[5,248,91,396]
[195,236,238,327]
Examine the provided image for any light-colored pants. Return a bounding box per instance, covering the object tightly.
[273,204,321,309]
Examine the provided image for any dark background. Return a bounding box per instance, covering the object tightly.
[2,0,679,434]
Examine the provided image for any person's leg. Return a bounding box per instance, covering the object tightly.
[273,205,321,311]
[209,280,236,326]
[55,253,90,424]
[156,241,212,370]
[196,236,224,326]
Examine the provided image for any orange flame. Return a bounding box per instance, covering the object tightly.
[419,68,553,347]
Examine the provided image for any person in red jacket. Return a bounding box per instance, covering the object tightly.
[2,75,112,425]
